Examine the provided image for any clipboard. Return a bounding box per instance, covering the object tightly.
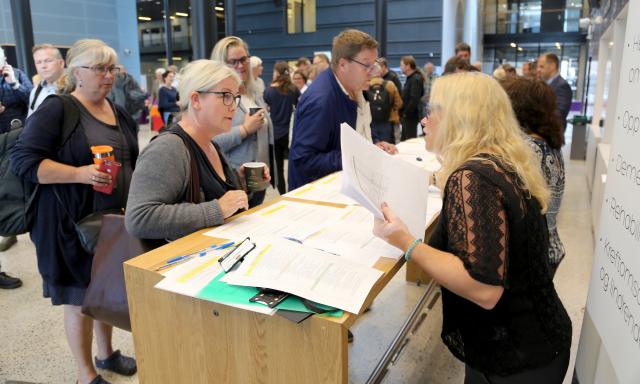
[218,237,256,273]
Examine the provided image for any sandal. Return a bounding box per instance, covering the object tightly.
[94,350,137,376]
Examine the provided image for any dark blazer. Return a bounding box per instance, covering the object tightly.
[288,69,357,190]
[11,95,139,288]
[549,75,572,131]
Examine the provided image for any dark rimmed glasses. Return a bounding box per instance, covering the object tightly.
[197,90,242,107]
[348,58,376,73]
[226,56,249,67]
[79,65,120,76]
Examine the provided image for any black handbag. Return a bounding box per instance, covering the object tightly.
[53,188,123,254]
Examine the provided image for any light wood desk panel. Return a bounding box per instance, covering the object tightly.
[125,196,414,383]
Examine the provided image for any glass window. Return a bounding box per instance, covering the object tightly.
[483,0,497,34]
[519,1,541,33]
[564,0,583,32]
[287,0,316,34]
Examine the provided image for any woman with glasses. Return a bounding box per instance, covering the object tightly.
[125,60,266,241]
[210,36,275,207]
[11,39,138,384]
[373,72,571,383]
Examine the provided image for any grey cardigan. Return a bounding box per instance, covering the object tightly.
[125,134,225,240]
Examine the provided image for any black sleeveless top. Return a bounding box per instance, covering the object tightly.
[169,125,241,202]
[428,155,571,376]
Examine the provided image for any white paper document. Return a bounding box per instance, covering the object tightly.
[304,205,403,266]
[203,200,345,242]
[220,238,383,314]
[154,250,276,315]
[340,123,430,237]
[285,172,356,205]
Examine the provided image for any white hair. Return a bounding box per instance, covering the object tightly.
[249,56,262,69]
[177,59,241,111]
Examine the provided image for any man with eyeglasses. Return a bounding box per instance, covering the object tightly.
[288,29,397,191]
[28,44,65,117]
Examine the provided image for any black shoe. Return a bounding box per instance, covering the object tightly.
[95,350,137,376]
[88,375,111,384]
[0,272,22,289]
[0,235,17,252]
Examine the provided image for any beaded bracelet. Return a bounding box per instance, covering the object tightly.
[404,238,423,261]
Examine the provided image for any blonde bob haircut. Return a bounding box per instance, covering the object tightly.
[177,59,241,112]
[210,36,259,101]
[57,39,117,94]
[429,72,550,212]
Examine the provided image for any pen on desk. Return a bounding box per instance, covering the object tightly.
[158,242,235,271]
[156,255,195,271]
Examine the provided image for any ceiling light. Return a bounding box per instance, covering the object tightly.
[138,16,151,21]
[517,47,523,51]
[609,41,614,47]
[175,12,188,17]
[215,6,224,11]
[510,42,517,48]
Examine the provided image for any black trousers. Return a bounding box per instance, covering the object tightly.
[274,135,289,195]
[401,116,419,141]
[464,349,570,384]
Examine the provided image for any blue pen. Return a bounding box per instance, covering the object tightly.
[196,241,235,257]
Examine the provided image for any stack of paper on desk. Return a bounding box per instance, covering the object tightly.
[202,200,346,242]
[285,173,356,205]
[154,250,277,315]
[220,238,384,314]
[340,123,430,238]
[303,205,403,267]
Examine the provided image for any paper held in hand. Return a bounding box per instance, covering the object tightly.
[340,123,430,237]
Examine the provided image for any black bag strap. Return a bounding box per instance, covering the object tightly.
[152,128,202,205]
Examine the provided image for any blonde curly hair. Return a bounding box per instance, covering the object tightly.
[429,72,550,212]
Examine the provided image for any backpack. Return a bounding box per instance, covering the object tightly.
[0,95,80,236]
[368,81,391,123]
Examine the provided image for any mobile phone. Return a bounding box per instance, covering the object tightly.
[249,107,262,116]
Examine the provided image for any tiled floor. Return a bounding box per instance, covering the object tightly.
[0,126,593,383]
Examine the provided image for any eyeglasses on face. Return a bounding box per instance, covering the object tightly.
[226,56,249,67]
[197,90,242,107]
[348,58,376,73]
[80,64,120,76]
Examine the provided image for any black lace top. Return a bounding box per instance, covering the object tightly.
[428,156,572,376]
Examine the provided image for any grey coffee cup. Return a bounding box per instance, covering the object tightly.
[243,162,267,192]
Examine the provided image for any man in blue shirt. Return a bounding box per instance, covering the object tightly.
[288,29,396,190]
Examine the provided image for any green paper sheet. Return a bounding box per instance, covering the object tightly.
[197,272,343,317]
